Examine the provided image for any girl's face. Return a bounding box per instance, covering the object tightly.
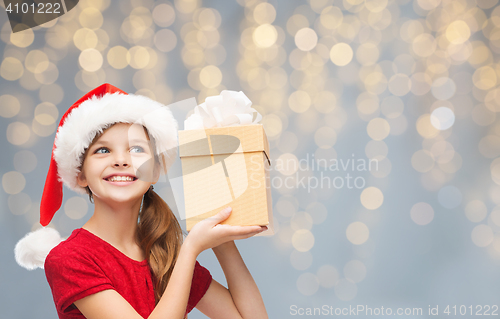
[77,122,160,205]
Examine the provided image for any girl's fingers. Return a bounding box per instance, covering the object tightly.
[223,225,267,240]
[214,224,263,235]
[203,207,233,226]
[231,230,265,241]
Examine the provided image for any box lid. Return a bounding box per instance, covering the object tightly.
[178,124,270,164]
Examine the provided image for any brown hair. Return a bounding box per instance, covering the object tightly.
[78,123,184,303]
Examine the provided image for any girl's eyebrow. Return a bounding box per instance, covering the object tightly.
[129,138,150,145]
[92,139,150,148]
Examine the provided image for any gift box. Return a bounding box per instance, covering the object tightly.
[178,123,274,236]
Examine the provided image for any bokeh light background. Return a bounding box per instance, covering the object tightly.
[2,0,500,317]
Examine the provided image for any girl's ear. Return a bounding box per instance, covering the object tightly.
[77,170,88,188]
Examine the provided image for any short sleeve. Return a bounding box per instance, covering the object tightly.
[44,246,114,315]
[185,260,212,314]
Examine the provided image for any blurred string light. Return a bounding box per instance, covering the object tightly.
[1,0,500,298]
[410,202,435,225]
[177,0,226,103]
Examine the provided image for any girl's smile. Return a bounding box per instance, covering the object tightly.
[103,173,138,183]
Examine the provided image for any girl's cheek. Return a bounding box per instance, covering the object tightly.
[135,158,156,182]
[131,157,150,172]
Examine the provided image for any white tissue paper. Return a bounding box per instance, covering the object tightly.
[184,91,263,130]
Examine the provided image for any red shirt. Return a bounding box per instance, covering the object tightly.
[44,228,212,319]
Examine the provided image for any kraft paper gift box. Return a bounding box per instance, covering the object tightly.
[178,124,274,236]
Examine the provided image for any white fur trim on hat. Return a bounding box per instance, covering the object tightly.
[14,227,64,270]
[53,92,178,195]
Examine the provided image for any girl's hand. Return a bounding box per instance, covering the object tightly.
[183,207,267,256]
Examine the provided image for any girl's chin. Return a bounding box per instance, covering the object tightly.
[93,190,149,202]
[94,196,144,207]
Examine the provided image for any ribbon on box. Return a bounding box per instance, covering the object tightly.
[184,91,263,130]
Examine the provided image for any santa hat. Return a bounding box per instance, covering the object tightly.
[15,83,179,270]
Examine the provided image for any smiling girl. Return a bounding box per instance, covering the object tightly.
[15,84,268,319]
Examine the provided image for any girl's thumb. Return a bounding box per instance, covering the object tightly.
[215,207,232,222]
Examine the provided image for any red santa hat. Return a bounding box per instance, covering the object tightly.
[15,83,179,270]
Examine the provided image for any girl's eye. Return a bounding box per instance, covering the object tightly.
[95,147,109,154]
[131,146,144,153]
[94,146,144,154]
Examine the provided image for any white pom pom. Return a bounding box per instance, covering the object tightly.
[14,227,64,270]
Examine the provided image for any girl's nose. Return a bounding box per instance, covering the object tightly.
[113,153,131,167]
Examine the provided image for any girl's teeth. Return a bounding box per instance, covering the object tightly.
[108,176,134,182]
